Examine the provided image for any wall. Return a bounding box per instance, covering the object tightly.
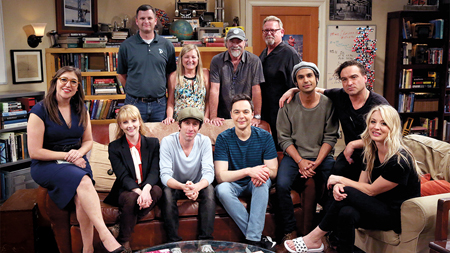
[0,0,407,95]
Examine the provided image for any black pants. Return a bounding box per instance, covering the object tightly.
[331,149,364,181]
[162,184,215,242]
[117,185,162,243]
[318,186,399,253]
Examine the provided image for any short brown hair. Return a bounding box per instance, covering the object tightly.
[136,4,155,16]
[231,94,254,112]
[334,60,366,79]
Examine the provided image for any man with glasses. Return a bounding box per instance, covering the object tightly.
[259,16,301,150]
[209,28,264,127]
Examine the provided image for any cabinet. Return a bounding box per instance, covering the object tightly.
[45,47,240,124]
[384,11,449,141]
[0,90,45,201]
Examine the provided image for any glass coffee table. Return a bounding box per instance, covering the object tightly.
[134,240,274,253]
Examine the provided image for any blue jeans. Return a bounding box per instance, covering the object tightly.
[125,94,167,122]
[275,155,335,234]
[215,179,272,242]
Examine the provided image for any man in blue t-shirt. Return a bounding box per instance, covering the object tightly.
[214,94,278,250]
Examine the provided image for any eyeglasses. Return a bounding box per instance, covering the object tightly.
[58,77,79,87]
[262,29,281,34]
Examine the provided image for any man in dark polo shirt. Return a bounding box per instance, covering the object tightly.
[117,4,176,122]
[259,15,301,150]
[209,28,264,127]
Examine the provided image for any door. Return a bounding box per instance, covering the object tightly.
[252,6,319,63]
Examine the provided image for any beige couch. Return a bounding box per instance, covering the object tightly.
[355,134,450,253]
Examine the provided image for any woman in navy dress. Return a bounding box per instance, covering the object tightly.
[284,105,421,253]
[28,66,125,253]
[104,105,162,252]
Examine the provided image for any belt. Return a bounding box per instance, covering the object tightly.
[130,94,164,102]
[52,143,81,152]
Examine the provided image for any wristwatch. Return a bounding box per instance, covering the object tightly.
[254,114,261,120]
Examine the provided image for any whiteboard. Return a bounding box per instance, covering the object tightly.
[326,25,376,89]
[0,1,6,85]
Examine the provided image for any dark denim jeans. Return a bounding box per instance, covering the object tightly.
[162,184,215,242]
[275,155,335,234]
[125,94,167,122]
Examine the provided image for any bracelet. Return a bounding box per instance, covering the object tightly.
[297,158,303,164]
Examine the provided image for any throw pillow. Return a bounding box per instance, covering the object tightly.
[89,141,115,192]
[421,179,450,196]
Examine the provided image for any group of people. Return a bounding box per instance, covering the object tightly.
[28,4,422,253]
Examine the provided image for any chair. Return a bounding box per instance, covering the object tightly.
[429,197,450,253]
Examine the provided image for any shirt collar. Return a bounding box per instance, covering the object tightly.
[136,31,159,44]
[126,134,141,150]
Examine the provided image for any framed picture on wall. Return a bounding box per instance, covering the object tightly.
[10,50,43,84]
[329,0,372,21]
[56,0,98,34]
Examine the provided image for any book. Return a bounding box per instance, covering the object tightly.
[2,110,27,117]
[3,121,27,129]
[206,42,225,47]
[0,140,6,164]
[3,118,27,124]
[101,100,112,120]
[95,100,104,119]
[98,100,108,120]
[83,36,108,42]
[2,114,27,121]
[0,132,16,162]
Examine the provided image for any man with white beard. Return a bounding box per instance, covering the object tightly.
[259,16,301,150]
[209,28,264,127]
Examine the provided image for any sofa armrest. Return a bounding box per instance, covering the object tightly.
[37,186,72,253]
[400,193,450,242]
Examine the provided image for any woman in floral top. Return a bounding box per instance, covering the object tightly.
[163,44,210,124]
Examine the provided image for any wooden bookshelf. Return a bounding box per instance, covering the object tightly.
[384,10,449,141]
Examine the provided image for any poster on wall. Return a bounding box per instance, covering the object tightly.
[56,0,98,33]
[329,0,372,21]
[326,25,376,88]
[282,35,303,60]
[0,1,7,85]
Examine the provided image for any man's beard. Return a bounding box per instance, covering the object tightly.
[230,48,242,58]
[265,37,275,46]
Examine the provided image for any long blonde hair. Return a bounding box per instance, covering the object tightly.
[176,44,205,88]
[115,105,148,140]
[361,105,420,182]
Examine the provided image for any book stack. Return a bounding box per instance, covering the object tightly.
[427,47,444,64]
[402,42,412,65]
[107,31,128,48]
[82,36,108,48]
[57,33,86,48]
[203,36,225,47]
[1,110,28,130]
[0,131,28,163]
[92,78,118,95]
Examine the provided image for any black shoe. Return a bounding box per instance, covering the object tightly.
[260,235,276,250]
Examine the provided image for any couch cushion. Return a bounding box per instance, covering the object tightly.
[88,142,116,192]
[404,134,450,181]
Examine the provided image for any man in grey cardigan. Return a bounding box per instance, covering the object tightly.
[159,107,215,252]
[275,62,339,251]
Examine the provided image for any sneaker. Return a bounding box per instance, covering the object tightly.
[199,244,215,252]
[260,235,276,250]
[171,247,182,253]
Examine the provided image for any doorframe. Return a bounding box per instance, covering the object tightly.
[242,0,326,83]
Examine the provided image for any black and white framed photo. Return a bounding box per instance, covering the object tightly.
[10,50,43,84]
[330,0,372,21]
[56,0,98,34]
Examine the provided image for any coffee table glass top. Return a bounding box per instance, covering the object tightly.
[135,240,274,253]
